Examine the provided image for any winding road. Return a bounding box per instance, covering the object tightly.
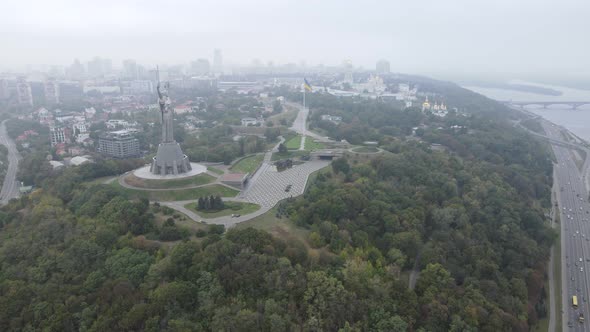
[0,120,21,205]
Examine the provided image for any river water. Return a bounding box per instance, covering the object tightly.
[464,81,590,141]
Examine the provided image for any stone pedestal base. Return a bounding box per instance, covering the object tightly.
[150,142,192,175]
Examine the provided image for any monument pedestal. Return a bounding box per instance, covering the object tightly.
[150,142,192,175]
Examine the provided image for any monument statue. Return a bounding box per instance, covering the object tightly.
[157,81,174,143]
[150,68,192,175]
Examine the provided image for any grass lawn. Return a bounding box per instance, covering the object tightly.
[234,205,310,245]
[352,146,380,153]
[85,175,117,185]
[185,201,260,218]
[285,135,302,150]
[304,138,325,151]
[230,154,264,174]
[207,166,224,175]
[123,173,215,189]
[271,150,309,161]
[111,181,239,201]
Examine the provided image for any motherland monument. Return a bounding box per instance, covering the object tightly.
[149,69,192,175]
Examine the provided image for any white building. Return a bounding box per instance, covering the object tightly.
[320,115,342,123]
[72,122,88,135]
[83,84,120,94]
[75,133,90,144]
[355,75,386,94]
[106,119,130,129]
[50,126,70,146]
[70,156,92,166]
[37,107,53,125]
[125,80,153,94]
[241,117,259,126]
[84,107,96,120]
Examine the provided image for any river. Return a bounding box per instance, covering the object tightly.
[464,81,590,141]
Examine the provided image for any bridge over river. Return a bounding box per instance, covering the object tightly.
[502,100,590,110]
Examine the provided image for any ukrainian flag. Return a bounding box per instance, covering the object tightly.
[303,78,312,92]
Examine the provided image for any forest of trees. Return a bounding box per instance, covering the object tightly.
[0,79,556,331]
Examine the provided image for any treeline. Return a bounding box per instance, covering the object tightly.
[197,195,224,211]
[0,80,556,331]
[288,139,554,330]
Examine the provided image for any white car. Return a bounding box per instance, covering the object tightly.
[580,258,583,262]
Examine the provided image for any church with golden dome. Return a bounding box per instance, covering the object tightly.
[422,97,447,113]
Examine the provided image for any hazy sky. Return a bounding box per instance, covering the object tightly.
[2,0,589,81]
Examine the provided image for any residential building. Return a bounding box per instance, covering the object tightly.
[343,59,353,84]
[218,81,261,93]
[98,131,140,158]
[72,122,88,135]
[58,81,83,102]
[123,59,138,79]
[16,80,33,106]
[124,80,153,94]
[106,119,130,129]
[241,117,259,126]
[37,107,53,125]
[84,107,96,120]
[44,79,60,104]
[68,59,86,80]
[191,59,211,75]
[50,126,71,146]
[376,60,390,74]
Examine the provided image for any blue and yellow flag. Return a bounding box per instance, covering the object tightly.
[303,78,312,92]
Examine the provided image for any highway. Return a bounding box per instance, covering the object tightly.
[542,121,590,330]
[0,120,21,205]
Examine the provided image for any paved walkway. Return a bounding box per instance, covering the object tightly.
[162,160,329,227]
[159,101,339,227]
[287,102,332,142]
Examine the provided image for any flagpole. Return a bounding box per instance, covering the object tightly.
[303,82,306,111]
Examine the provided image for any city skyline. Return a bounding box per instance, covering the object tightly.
[2,0,590,83]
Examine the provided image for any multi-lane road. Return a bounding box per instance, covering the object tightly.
[542,121,590,330]
[0,120,21,205]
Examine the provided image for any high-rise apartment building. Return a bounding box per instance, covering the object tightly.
[16,79,33,106]
[376,60,391,74]
[44,79,60,104]
[98,131,140,158]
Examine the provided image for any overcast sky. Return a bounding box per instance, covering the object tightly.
[2,0,589,81]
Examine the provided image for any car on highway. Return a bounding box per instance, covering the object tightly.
[580,258,583,262]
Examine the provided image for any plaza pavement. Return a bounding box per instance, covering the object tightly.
[161,159,330,227]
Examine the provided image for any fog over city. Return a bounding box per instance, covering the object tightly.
[2,0,589,81]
